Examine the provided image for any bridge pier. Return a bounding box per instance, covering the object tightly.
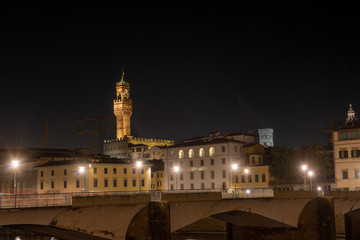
[126,201,171,240]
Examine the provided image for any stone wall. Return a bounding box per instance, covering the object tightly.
[72,194,150,207]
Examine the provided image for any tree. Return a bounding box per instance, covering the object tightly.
[269,146,296,180]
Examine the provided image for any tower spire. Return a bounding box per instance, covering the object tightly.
[346,104,356,123]
[120,70,126,83]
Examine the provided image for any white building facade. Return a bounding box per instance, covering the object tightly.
[164,132,255,191]
[333,104,360,190]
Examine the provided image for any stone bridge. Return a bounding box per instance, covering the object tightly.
[0,191,358,240]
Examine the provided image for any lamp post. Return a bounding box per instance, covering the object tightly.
[173,166,179,191]
[308,170,314,191]
[11,160,19,208]
[301,164,307,186]
[231,164,238,197]
[136,161,142,193]
[244,168,249,190]
[79,166,85,193]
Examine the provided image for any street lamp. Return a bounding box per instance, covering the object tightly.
[79,166,85,193]
[231,164,238,197]
[173,166,179,191]
[301,164,308,186]
[308,170,314,191]
[11,160,19,208]
[244,168,249,190]
[136,161,142,193]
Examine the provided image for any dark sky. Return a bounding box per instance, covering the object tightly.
[1,2,359,151]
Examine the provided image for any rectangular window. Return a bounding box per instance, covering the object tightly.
[210,159,214,165]
[190,172,194,180]
[93,167,97,174]
[222,169,226,178]
[339,150,349,158]
[221,146,226,152]
[157,181,162,186]
[201,171,204,179]
[113,168,117,174]
[201,183,205,189]
[190,160,193,167]
[343,170,349,179]
[355,170,360,179]
[141,168,144,174]
[124,168,127,174]
[241,175,245,183]
[40,171,43,177]
[76,180,80,188]
[200,159,204,166]
[255,174,259,183]
[248,174,252,183]
[63,180,67,188]
[132,168,136,174]
[170,174,174,181]
[211,182,215,189]
[352,150,360,158]
[180,173,184,180]
[180,184,184,190]
[235,175,239,183]
[104,178,108,187]
[40,181,44,190]
[64,169,67,175]
[222,158,226,164]
[123,179,128,187]
[262,173,266,182]
[170,184,174,190]
[104,168,108,174]
[51,180,55,189]
[113,178,117,187]
[51,170,54,176]
[190,183,194,190]
[211,170,215,179]
[93,178,98,188]
[141,179,145,187]
[132,179,136,187]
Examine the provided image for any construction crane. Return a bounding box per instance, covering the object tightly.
[77,117,103,157]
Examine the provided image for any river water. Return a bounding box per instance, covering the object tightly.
[0,232,345,240]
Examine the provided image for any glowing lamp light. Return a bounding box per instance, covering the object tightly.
[301,165,307,171]
[174,166,179,172]
[246,189,250,194]
[244,168,249,174]
[12,160,19,168]
[308,170,313,177]
[79,166,85,173]
[232,164,238,170]
[317,186,322,191]
[136,161,142,168]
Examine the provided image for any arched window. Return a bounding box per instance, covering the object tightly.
[209,147,215,157]
[199,148,205,157]
[179,150,184,159]
[189,149,194,158]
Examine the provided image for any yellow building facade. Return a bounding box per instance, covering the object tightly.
[36,159,151,194]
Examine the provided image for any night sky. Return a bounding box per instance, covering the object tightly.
[1,3,359,152]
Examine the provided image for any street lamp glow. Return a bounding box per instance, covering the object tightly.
[244,168,249,174]
[301,164,307,171]
[232,164,238,170]
[246,189,250,194]
[136,161,142,168]
[12,160,19,168]
[173,166,179,172]
[308,170,313,177]
[79,166,85,173]
[317,186,322,191]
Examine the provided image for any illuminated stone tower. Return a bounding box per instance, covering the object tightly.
[114,71,132,139]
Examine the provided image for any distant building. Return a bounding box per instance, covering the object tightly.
[163,132,270,192]
[35,157,151,194]
[258,128,274,147]
[332,104,360,190]
[103,71,174,158]
[0,148,93,194]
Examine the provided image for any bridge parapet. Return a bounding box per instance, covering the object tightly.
[72,193,150,207]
